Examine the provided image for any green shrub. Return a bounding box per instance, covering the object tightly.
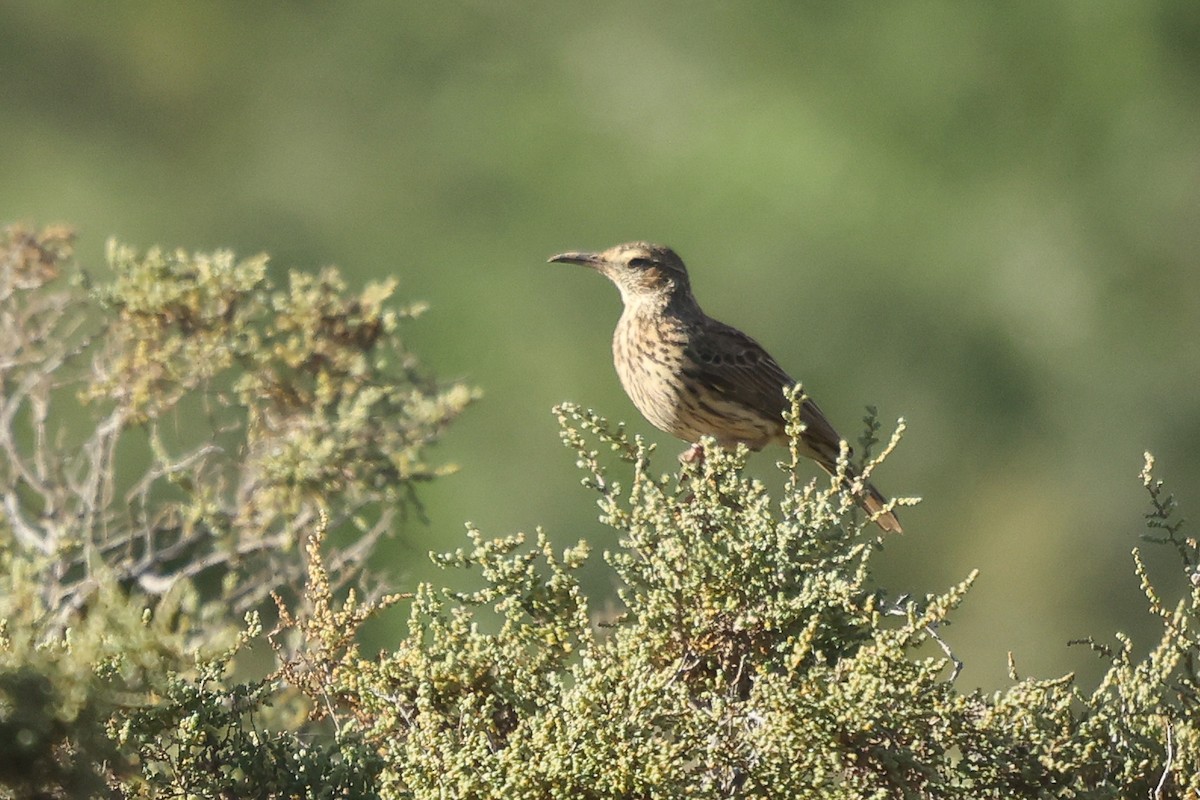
[0,224,1196,798]
[0,224,473,797]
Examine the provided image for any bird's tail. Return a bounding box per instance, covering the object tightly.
[860,480,903,534]
[785,394,902,533]
[816,462,903,533]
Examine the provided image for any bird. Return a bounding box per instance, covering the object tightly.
[548,241,902,533]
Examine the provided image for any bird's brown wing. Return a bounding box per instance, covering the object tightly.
[686,317,902,533]
[684,318,845,465]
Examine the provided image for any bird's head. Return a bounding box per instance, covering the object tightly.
[549,242,691,305]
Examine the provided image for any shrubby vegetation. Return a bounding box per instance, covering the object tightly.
[0,225,1196,798]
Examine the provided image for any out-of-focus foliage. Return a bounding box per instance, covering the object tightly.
[3,2,1196,688]
[1,223,474,624]
[0,224,474,796]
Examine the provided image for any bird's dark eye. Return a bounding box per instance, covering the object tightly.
[628,257,654,269]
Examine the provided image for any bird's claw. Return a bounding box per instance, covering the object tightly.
[679,442,705,464]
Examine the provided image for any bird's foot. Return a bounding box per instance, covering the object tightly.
[678,442,705,464]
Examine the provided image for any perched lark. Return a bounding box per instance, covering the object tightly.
[549,241,901,533]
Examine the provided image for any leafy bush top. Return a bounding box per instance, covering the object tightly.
[0,225,1197,799]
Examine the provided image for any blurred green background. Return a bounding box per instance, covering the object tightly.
[3,1,1198,690]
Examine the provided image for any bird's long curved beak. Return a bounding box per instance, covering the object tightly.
[548,251,604,269]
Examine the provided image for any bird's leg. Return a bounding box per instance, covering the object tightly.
[674,442,705,510]
[678,442,705,464]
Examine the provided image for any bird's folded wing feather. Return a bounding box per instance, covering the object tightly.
[685,318,846,466]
